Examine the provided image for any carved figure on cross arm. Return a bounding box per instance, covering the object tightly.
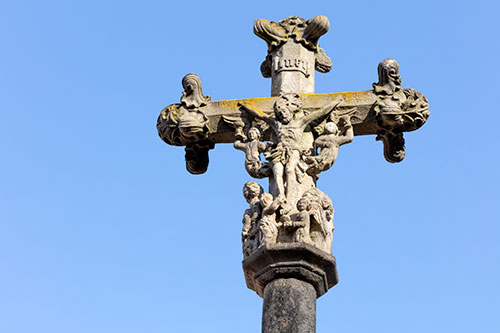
[234,127,271,179]
[177,73,211,143]
[305,117,354,176]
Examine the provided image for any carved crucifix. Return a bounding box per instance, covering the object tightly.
[157,16,428,332]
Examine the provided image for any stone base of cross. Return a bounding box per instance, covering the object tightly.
[157,15,428,332]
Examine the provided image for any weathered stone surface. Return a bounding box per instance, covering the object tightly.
[157,13,428,283]
[157,71,428,174]
[156,14,429,333]
[158,89,424,145]
[270,39,316,96]
[262,278,316,333]
[243,243,338,298]
[241,183,336,257]
[254,16,331,97]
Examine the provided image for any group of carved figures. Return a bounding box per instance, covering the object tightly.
[235,93,355,257]
[241,181,335,256]
[157,58,429,258]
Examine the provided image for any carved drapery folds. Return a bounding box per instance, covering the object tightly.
[373,59,429,162]
[157,73,213,174]
[254,16,333,78]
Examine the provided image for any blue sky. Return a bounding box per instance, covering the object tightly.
[1,1,499,332]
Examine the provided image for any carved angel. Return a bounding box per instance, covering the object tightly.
[305,117,354,176]
[234,127,271,179]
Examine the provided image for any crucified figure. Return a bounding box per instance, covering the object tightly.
[239,93,342,203]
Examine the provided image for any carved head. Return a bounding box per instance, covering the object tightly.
[182,73,200,93]
[324,122,339,135]
[243,181,263,204]
[248,127,261,141]
[181,73,210,109]
[274,93,303,124]
[297,197,311,211]
[260,193,274,207]
[373,59,401,95]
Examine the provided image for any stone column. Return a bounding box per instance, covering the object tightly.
[243,243,338,333]
[262,278,316,333]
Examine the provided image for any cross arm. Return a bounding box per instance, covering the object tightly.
[157,60,429,174]
[237,103,275,127]
[299,98,343,129]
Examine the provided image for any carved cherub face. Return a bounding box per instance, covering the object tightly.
[297,198,311,211]
[243,181,263,204]
[248,127,260,141]
[274,93,303,124]
[260,193,273,207]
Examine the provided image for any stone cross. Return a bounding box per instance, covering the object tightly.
[157,16,429,332]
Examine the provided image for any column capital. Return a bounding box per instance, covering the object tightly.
[242,243,338,298]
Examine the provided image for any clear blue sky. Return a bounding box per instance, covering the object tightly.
[1,1,499,332]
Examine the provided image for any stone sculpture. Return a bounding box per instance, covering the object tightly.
[239,94,342,208]
[233,127,271,179]
[258,193,281,248]
[156,15,428,332]
[157,14,428,262]
[304,118,353,176]
[234,93,345,256]
[373,59,429,162]
[241,181,263,258]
